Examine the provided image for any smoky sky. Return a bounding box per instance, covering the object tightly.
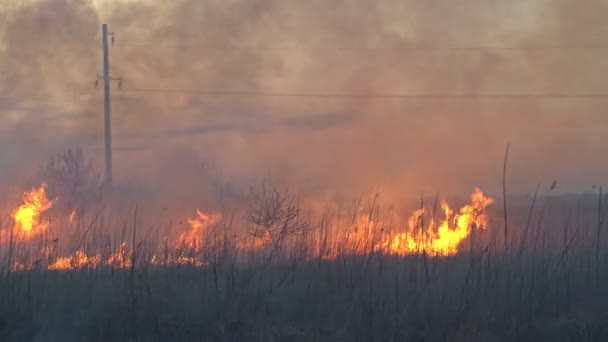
[1,0,608,203]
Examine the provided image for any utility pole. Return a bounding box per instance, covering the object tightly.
[98,24,121,185]
[102,23,112,184]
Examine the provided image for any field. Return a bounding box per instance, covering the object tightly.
[0,184,607,342]
[2,0,608,340]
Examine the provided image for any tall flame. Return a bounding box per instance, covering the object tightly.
[380,187,493,256]
[12,185,55,238]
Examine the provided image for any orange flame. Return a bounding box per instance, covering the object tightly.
[48,250,100,270]
[236,230,273,251]
[380,188,493,256]
[106,242,132,268]
[12,185,55,238]
[175,209,219,251]
[38,210,220,271]
[6,191,493,272]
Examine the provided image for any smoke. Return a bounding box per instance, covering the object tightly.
[1,0,608,206]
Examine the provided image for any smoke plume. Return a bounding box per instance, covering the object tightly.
[1,0,608,205]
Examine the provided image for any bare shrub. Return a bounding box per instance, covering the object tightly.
[36,147,102,215]
[247,179,310,250]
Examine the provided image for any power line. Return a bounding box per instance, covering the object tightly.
[0,103,92,113]
[112,41,608,52]
[0,107,95,121]
[16,40,608,52]
[120,87,608,100]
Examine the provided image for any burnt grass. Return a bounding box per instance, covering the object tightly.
[0,252,607,342]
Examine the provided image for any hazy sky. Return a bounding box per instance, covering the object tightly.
[1,0,607,202]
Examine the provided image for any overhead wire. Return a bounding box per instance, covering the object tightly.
[119,87,608,100]
[12,37,608,52]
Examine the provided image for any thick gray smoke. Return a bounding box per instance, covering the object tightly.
[1,0,608,205]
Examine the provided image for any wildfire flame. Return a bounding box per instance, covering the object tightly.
[106,242,132,268]
[3,189,493,272]
[12,185,55,238]
[48,250,100,270]
[380,187,494,256]
[236,230,273,251]
[175,209,219,251]
[34,209,220,271]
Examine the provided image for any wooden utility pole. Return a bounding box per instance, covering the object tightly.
[99,24,121,184]
[102,23,112,184]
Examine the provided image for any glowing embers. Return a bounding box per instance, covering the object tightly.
[149,254,207,267]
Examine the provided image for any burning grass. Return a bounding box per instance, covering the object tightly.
[2,186,494,271]
[379,188,493,256]
[0,183,607,341]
